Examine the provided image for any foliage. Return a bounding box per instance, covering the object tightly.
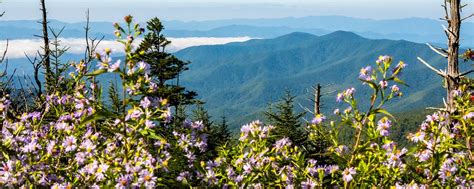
[132,17,197,108]
[264,90,306,146]
[0,15,472,188]
[174,31,447,128]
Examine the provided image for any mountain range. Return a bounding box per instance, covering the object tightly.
[174,31,462,128]
[1,16,473,47]
[2,25,471,130]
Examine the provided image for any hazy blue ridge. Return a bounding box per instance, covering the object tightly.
[2,17,473,47]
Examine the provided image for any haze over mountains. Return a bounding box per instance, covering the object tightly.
[1,16,473,47]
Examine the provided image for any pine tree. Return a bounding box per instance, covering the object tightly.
[264,90,306,146]
[213,116,232,146]
[209,116,232,154]
[133,17,197,108]
[191,103,213,129]
[191,105,233,158]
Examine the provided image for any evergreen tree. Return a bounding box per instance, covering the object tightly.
[191,105,232,158]
[213,116,232,146]
[133,17,197,108]
[209,116,232,157]
[191,103,213,129]
[264,90,306,146]
[191,104,216,157]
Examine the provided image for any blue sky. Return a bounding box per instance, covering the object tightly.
[0,0,473,22]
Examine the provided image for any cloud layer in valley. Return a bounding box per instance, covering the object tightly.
[0,37,253,59]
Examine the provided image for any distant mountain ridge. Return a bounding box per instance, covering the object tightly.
[1,16,473,47]
[163,16,474,47]
[174,31,454,128]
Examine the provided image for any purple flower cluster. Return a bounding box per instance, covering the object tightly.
[377,117,392,136]
[359,66,373,81]
[376,55,392,65]
[336,88,356,102]
[311,114,326,125]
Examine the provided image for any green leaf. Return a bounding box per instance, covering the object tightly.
[80,110,116,127]
[85,69,106,76]
[141,129,164,141]
[139,129,148,135]
[373,108,396,121]
[393,77,409,87]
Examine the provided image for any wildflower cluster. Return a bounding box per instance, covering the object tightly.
[405,82,473,187]
[198,121,343,188]
[0,16,173,188]
[0,15,472,188]
[309,55,412,187]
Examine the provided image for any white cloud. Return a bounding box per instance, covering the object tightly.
[166,37,253,51]
[0,37,253,59]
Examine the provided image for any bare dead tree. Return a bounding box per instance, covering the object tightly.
[82,9,104,102]
[445,0,461,112]
[83,9,104,66]
[300,83,336,122]
[0,8,10,95]
[0,40,9,93]
[418,0,474,161]
[0,40,8,75]
[25,54,42,97]
[418,0,473,113]
[38,0,52,93]
[314,84,322,115]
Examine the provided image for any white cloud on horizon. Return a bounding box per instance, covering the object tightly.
[0,37,253,59]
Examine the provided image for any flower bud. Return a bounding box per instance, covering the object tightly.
[114,30,121,38]
[124,15,133,24]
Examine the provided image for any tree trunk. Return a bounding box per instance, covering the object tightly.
[446,0,461,113]
[40,0,52,92]
[314,84,321,115]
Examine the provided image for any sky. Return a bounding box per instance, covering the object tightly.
[1,0,472,22]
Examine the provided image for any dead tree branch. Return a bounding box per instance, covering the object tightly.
[426,43,448,58]
[461,13,474,21]
[39,0,52,93]
[314,84,322,115]
[25,53,42,97]
[417,57,446,77]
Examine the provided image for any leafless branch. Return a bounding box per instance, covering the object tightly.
[442,1,450,20]
[461,13,474,21]
[427,107,447,111]
[82,9,104,66]
[417,57,447,77]
[84,9,91,61]
[298,103,314,115]
[460,69,474,77]
[6,68,16,85]
[442,24,457,38]
[426,43,448,58]
[0,40,8,67]
[25,53,42,96]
